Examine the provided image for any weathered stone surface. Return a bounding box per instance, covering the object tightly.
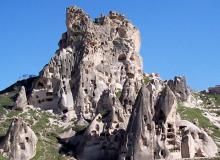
[168,76,190,102]
[154,85,180,159]
[4,6,216,160]
[60,90,127,160]
[28,6,143,121]
[0,118,38,160]
[177,120,218,158]
[119,86,155,160]
[13,86,28,111]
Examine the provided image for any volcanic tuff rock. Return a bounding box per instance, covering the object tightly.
[177,120,218,158]
[168,76,190,102]
[0,118,38,160]
[13,86,28,111]
[28,6,143,122]
[0,6,219,160]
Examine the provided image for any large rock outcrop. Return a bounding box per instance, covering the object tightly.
[0,6,215,160]
[28,6,143,121]
[0,118,38,160]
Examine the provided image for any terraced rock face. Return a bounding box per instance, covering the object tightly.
[28,6,143,121]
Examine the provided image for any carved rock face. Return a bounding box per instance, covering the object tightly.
[0,118,38,160]
[17,6,217,160]
[28,6,143,121]
[119,86,155,160]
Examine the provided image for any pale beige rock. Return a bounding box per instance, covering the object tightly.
[0,118,38,160]
[13,86,28,111]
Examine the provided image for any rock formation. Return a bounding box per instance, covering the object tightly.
[28,6,143,122]
[13,86,28,111]
[0,6,218,160]
[168,76,190,102]
[0,118,38,160]
[177,120,218,158]
[119,86,155,160]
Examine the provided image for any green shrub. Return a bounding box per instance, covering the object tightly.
[116,90,122,99]
[73,124,88,132]
[0,96,13,108]
[0,154,7,160]
[143,76,150,84]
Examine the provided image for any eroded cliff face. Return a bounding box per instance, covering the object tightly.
[28,6,143,122]
[0,6,218,160]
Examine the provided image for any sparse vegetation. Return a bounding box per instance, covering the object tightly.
[73,124,88,132]
[143,76,150,84]
[116,90,122,99]
[199,93,220,108]
[0,155,7,160]
[0,105,71,160]
[177,103,212,128]
[0,96,13,108]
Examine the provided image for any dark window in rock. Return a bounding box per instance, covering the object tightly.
[46,92,53,96]
[95,124,100,131]
[46,98,53,102]
[125,156,131,160]
[161,150,166,157]
[130,55,135,61]
[25,137,29,142]
[38,100,41,104]
[147,124,151,131]
[63,109,68,114]
[84,89,88,94]
[49,67,54,73]
[19,143,26,150]
[198,133,205,140]
[37,82,44,88]
[179,126,186,130]
[36,95,39,99]
[85,69,89,74]
[118,54,126,61]
[168,123,173,129]
[124,99,128,105]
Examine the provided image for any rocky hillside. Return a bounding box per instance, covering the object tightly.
[0,6,220,160]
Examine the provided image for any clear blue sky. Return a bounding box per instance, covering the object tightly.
[0,0,220,91]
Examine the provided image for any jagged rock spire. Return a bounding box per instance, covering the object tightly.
[119,86,155,160]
